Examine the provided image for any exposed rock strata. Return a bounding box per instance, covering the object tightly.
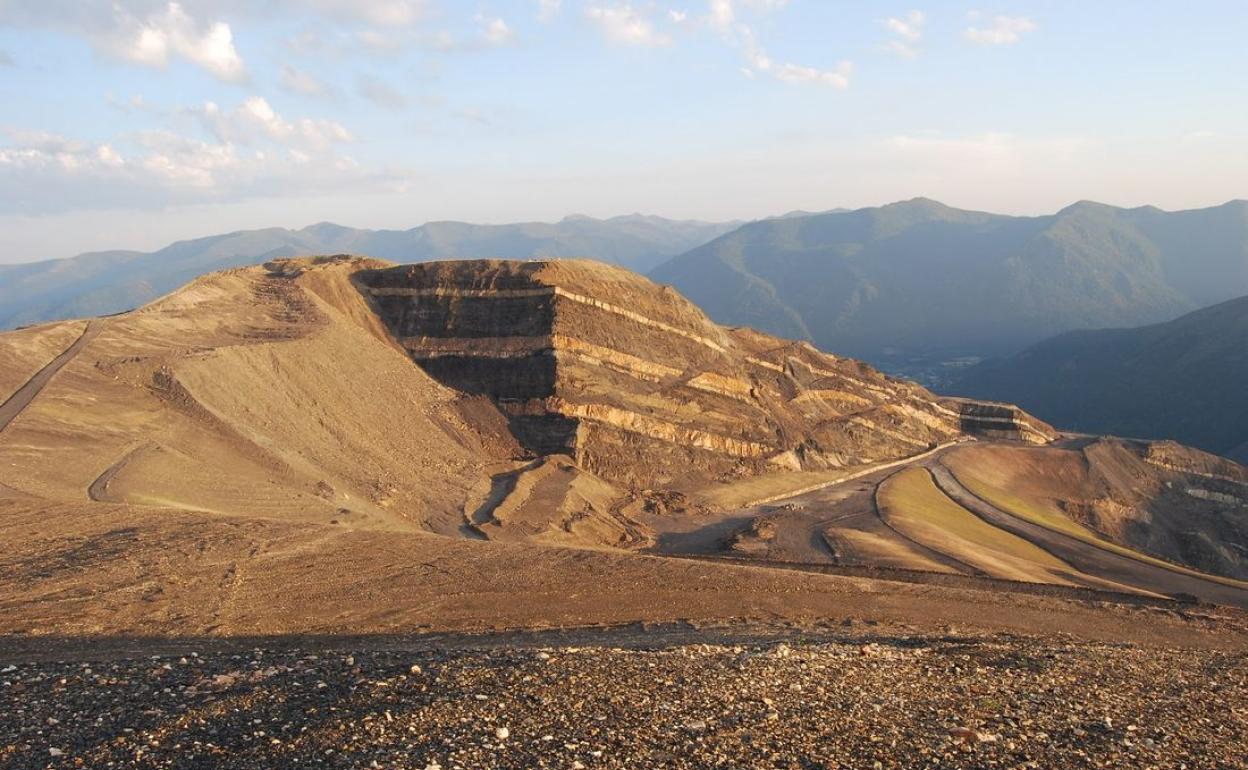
[358,260,1057,488]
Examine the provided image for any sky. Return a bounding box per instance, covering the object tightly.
[0,1,1245,264]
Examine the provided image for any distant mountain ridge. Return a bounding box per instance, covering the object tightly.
[0,214,739,329]
[953,294,1248,463]
[650,198,1248,380]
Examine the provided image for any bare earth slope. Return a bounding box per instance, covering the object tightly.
[1,256,1246,647]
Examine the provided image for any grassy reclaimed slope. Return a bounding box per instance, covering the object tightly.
[950,467,1248,590]
[877,467,1075,584]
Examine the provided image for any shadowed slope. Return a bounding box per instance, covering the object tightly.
[954,295,1248,459]
[651,199,1248,381]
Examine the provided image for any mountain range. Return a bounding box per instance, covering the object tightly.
[650,198,1248,381]
[955,294,1248,463]
[4,198,1247,462]
[0,214,737,330]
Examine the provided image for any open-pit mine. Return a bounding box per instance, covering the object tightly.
[1,256,1246,769]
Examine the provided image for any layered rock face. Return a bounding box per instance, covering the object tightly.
[939,398,1055,445]
[358,260,1056,488]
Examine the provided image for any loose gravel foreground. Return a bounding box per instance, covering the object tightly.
[2,634,1246,770]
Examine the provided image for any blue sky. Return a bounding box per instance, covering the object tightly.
[0,0,1245,263]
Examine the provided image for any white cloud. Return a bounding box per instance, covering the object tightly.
[586,4,672,46]
[706,0,789,32]
[279,64,332,98]
[772,60,853,87]
[694,1,849,89]
[0,122,389,215]
[537,0,562,22]
[739,26,851,89]
[125,3,246,81]
[293,0,428,27]
[886,10,924,41]
[0,50,14,67]
[0,2,247,82]
[476,14,514,46]
[708,0,735,32]
[883,10,924,58]
[195,97,354,149]
[0,1,439,71]
[964,15,1036,46]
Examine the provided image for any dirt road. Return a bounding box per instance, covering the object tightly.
[0,321,99,435]
[929,463,1248,609]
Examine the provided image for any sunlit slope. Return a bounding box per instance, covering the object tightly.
[0,258,509,531]
[877,467,1077,585]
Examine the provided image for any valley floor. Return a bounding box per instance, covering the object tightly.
[2,628,1245,770]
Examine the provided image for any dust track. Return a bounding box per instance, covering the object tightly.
[86,444,148,503]
[0,320,99,435]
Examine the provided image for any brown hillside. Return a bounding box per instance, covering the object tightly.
[1,256,1246,643]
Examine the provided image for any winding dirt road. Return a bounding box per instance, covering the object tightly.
[0,321,100,436]
[929,463,1248,609]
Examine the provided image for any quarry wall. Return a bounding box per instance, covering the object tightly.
[357,260,1055,487]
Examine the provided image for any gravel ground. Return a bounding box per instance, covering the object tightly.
[2,634,1245,769]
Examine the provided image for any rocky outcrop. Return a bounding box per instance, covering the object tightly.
[938,398,1058,445]
[357,260,1055,489]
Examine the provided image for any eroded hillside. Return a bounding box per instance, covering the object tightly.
[0,255,1246,642]
[358,259,1051,489]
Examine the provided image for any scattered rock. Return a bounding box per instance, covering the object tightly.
[0,637,1241,769]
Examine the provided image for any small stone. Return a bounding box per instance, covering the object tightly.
[49,748,64,757]
[948,726,975,743]
[495,726,510,740]
[409,664,423,675]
